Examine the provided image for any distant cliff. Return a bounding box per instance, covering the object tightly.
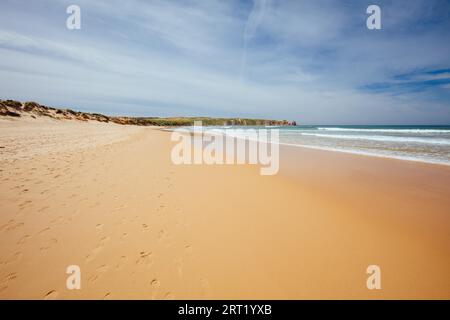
[0,99,296,127]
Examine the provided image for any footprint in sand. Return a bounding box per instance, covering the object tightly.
[0,220,24,233]
[150,278,160,299]
[156,229,166,243]
[115,256,127,271]
[136,251,153,268]
[18,200,32,210]
[173,245,193,279]
[88,201,100,209]
[174,258,184,278]
[112,204,127,212]
[2,252,23,266]
[0,273,18,292]
[17,235,30,245]
[50,216,65,225]
[37,227,50,236]
[89,265,109,283]
[157,229,171,247]
[200,278,211,298]
[184,245,193,256]
[163,292,175,300]
[156,205,165,213]
[37,206,50,212]
[44,290,59,300]
[40,238,58,251]
[86,236,110,262]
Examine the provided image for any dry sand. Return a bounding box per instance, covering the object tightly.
[0,117,449,299]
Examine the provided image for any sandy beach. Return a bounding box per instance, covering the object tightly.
[0,117,449,300]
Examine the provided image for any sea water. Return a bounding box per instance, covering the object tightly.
[205,125,450,165]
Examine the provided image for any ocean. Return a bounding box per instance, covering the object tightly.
[277,125,450,165]
[202,125,450,165]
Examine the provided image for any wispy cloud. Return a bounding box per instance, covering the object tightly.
[241,0,271,81]
[362,69,450,94]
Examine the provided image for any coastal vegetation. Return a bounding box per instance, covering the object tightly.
[0,99,296,127]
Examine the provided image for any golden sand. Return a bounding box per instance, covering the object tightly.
[0,117,449,299]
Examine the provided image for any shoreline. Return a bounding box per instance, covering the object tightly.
[165,124,450,167]
[278,141,450,167]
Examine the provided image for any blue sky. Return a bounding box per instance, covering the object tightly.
[0,0,449,124]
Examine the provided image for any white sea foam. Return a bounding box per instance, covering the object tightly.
[276,142,450,166]
[317,127,450,133]
[299,133,450,145]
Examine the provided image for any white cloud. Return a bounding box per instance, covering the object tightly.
[0,0,449,124]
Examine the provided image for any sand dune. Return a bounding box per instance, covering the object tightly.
[0,117,449,299]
